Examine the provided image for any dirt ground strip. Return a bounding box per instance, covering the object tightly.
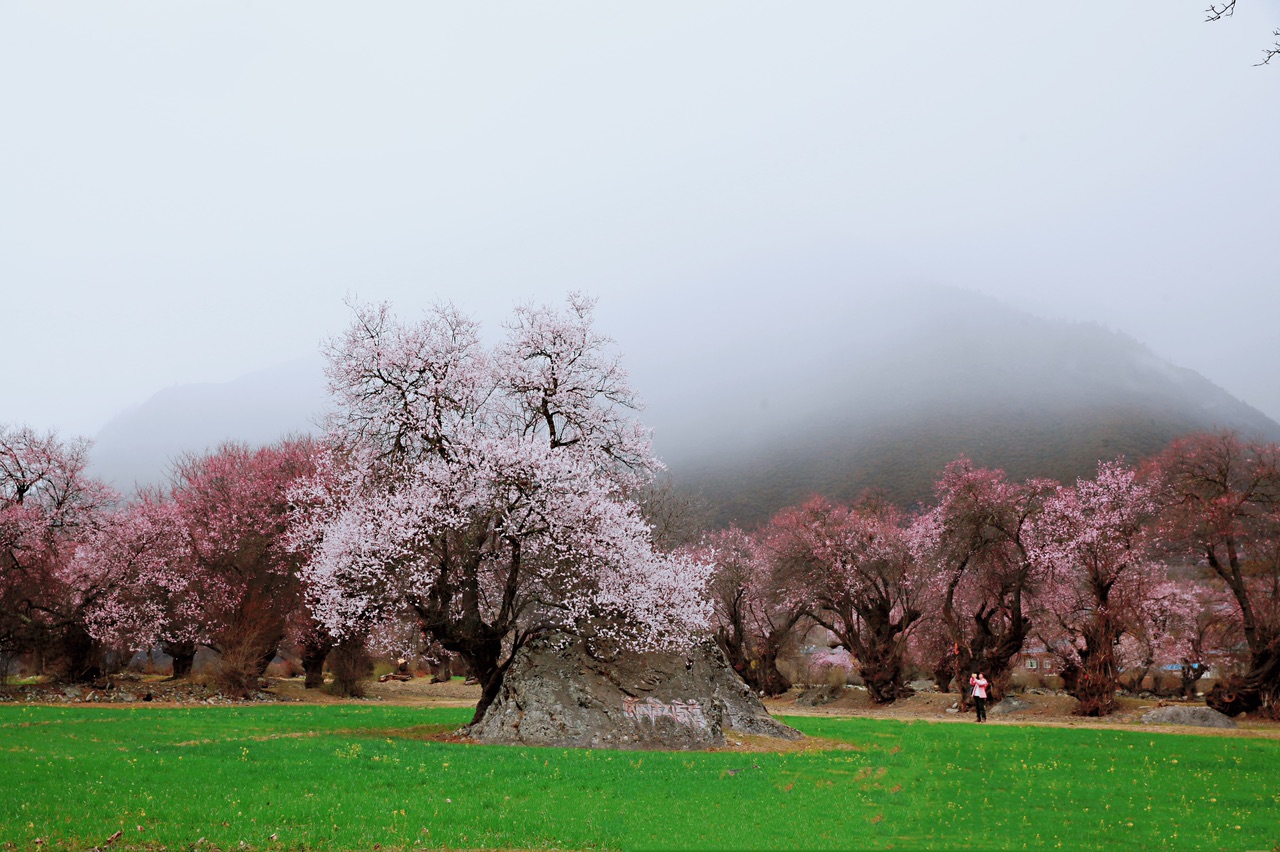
[272,676,482,707]
[0,674,480,709]
[763,686,1280,740]
[4,676,1278,741]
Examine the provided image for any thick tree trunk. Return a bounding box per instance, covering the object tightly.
[1063,639,1119,717]
[838,605,919,705]
[951,648,1013,709]
[429,654,453,683]
[976,621,1024,702]
[744,646,791,698]
[163,641,197,680]
[300,638,332,689]
[416,594,512,723]
[1205,642,1280,718]
[1179,661,1207,700]
[985,662,1013,703]
[859,639,912,704]
[414,548,520,724]
[931,648,956,694]
[946,606,1025,710]
[714,628,750,683]
[458,637,507,725]
[862,656,911,704]
[327,639,371,697]
[1205,675,1264,717]
[60,624,103,683]
[297,619,335,689]
[302,648,328,689]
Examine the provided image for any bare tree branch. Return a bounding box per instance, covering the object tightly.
[1205,1,1278,66]
[1257,28,1280,65]
[1205,1,1236,22]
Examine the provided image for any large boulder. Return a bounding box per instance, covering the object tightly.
[989,695,1032,716]
[1141,705,1237,729]
[467,633,803,749]
[795,684,845,707]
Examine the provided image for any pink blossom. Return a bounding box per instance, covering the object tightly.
[293,296,711,720]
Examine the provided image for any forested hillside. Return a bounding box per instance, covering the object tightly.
[646,287,1280,526]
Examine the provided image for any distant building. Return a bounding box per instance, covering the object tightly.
[1012,642,1057,675]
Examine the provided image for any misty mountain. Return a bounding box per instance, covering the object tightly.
[634,286,1280,526]
[87,359,327,493]
[88,286,1280,526]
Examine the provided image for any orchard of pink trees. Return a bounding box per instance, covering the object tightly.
[695,436,1280,718]
[75,438,317,694]
[5,296,1279,721]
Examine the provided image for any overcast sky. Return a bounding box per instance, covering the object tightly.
[3,2,1278,439]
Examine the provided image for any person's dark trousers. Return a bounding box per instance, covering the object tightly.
[973,696,987,722]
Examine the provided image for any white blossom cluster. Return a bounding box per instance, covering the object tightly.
[289,295,712,655]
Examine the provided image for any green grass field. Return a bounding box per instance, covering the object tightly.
[2,704,1278,850]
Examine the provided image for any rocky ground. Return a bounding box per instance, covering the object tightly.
[4,674,1278,741]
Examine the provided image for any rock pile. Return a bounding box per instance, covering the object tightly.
[1140,705,1236,728]
[795,685,844,707]
[989,695,1032,715]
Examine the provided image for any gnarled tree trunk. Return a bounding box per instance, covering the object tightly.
[59,624,105,683]
[299,634,333,689]
[163,641,198,680]
[746,643,792,697]
[1205,643,1280,718]
[945,601,1026,710]
[833,601,918,705]
[1062,633,1120,717]
[450,635,508,725]
[1179,660,1208,700]
[327,638,372,697]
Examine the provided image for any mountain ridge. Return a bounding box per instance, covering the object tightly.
[643,287,1280,526]
[86,287,1280,523]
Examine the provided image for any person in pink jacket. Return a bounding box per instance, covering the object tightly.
[969,672,989,722]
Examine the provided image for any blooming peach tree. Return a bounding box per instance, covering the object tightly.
[291,296,712,720]
[693,525,808,696]
[1154,431,1280,716]
[765,495,928,704]
[916,459,1057,703]
[0,425,116,678]
[74,493,199,673]
[78,439,317,689]
[1027,460,1163,716]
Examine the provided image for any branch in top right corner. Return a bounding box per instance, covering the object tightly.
[1205,1,1237,22]
[1256,29,1280,65]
